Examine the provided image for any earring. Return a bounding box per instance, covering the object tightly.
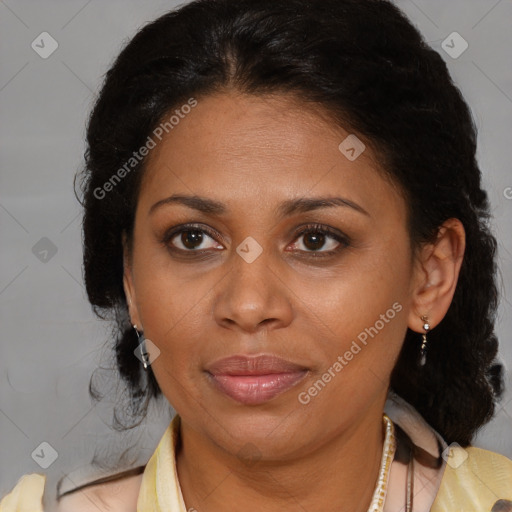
[419,315,430,367]
[133,324,150,371]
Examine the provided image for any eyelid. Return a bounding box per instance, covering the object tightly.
[289,223,351,253]
[160,223,226,247]
[291,223,350,243]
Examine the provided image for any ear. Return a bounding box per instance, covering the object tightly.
[122,231,142,328]
[408,218,466,333]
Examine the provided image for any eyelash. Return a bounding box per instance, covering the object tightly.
[160,223,350,258]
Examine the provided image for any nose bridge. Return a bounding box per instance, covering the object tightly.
[213,238,293,331]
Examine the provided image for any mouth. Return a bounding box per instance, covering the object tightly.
[205,354,309,405]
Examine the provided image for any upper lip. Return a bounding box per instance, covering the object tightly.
[206,354,308,376]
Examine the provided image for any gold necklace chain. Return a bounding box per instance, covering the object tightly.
[367,414,396,512]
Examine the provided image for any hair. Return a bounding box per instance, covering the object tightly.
[78,0,503,445]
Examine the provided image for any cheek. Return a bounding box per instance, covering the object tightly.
[309,282,407,384]
[309,241,410,337]
[135,266,208,408]
[300,242,411,392]
[129,243,213,381]
[135,270,211,364]
[296,281,408,421]
[131,223,212,331]
[136,273,206,332]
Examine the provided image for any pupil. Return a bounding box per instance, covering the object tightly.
[304,232,325,251]
[182,230,203,249]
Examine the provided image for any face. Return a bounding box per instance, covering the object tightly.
[124,91,419,460]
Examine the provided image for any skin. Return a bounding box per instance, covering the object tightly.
[123,91,465,512]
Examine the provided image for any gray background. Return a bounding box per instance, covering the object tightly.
[1,0,511,501]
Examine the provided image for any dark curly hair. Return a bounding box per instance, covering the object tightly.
[78,0,503,445]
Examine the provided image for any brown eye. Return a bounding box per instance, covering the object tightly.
[180,230,204,249]
[162,224,224,253]
[291,225,348,254]
[302,232,327,251]
[170,229,218,251]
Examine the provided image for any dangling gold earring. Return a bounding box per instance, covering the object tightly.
[419,315,430,366]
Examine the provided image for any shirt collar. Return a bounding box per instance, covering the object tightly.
[137,394,448,511]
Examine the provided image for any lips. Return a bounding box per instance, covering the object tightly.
[205,354,308,405]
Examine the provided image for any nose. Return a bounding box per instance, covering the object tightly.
[213,246,294,334]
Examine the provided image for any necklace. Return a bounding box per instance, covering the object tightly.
[367,414,396,512]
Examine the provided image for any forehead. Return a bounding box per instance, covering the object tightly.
[146,92,369,168]
[138,91,404,219]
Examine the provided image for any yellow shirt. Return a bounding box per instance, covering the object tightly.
[2,413,511,511]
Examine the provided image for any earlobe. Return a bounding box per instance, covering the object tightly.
[407,218,466,332]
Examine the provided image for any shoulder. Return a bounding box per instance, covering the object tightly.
[57,471,143,512]
[0,469,144,512]
[0,473,45,511]
[432,445,512,511]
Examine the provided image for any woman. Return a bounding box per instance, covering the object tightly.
[2,0,511,510]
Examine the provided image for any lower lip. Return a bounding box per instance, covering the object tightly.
[208,371,308,405]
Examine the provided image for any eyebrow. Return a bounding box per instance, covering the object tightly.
[149,194,370,218]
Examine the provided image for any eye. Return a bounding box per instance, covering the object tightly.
[160,222,350,258]
[289,224,350,256]
[162,224,224,252]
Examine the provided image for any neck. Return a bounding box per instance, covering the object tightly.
[175,407,386,512]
